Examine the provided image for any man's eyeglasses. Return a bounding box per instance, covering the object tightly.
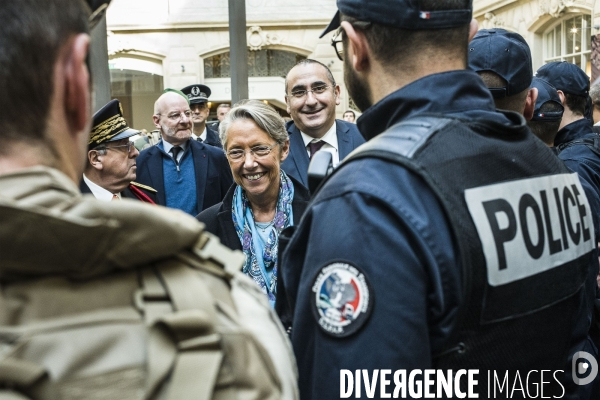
[101,141,136,153]
[330,21,371,62]
[288,85,331,99]
[331,27,344,61]
[226,143,279,161]
[157,111,193,122]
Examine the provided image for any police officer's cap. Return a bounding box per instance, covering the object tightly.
[88,99,140,149]
[530,77,564,122]
[468,29,532,98]
[180,84,211,105]
[535,61,590,97]
[319,0,473,38]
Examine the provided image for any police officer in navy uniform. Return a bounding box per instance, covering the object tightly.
[278,0,598,398]
[81,99,158,203]
[181,84,222,148]
[536,63,600,203]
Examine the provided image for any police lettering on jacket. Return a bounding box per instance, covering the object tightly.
[465,173,594,286]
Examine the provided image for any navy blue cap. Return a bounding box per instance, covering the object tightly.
[181,84,211,104]
[468,29,532,98]
[535,61,590,97]
[320,0,473,38]
[530,77,564,122]
[89,99,139,149]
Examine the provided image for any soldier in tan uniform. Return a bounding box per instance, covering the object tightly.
[0,1,299,399]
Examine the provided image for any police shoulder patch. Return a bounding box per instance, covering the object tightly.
[311,261,374,338]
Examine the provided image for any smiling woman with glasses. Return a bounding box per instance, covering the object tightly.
[196,100,310,308]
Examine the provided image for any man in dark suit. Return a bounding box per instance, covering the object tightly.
[82,99,158,203]
[136,90,233,216]
[281,59,365,188]
[181,84,222,148]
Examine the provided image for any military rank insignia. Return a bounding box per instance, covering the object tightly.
[311,261,373,338]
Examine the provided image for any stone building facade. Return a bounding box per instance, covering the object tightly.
[105,0,347,131]
[106,0,599,131]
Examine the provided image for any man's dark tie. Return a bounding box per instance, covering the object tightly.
[170,146,182,171]
[196,137,203,143]
[308,141,325,160]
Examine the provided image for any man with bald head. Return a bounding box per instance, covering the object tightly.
[136,89,232,215]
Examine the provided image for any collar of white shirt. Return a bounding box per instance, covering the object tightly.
[162,138,189,163]
[191,127,208,142]
[300,121,339,165]
[83,174,120,201]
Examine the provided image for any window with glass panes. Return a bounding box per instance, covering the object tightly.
[545,14,592,72]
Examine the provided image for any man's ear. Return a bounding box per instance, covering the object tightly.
[468,19,479,43]
[152,114,162,129]
[557,90,566,105]
[340,21,370,73]
[334,84,341,106]
[87,150,103,171]
[523,87,538,121]
[280,139,290,162]
[64,33,91,138]
[285,95,292,114]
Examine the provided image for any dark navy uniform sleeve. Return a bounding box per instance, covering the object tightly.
[282,158,462,399]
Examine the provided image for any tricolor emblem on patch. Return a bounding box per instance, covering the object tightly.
[311,262,373,338]
[419,11,431,19]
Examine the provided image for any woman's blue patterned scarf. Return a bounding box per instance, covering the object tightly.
[232,170,294,307]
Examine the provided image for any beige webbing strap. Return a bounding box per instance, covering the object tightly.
[0,390,32,400]
[193,233,245,276]
[136,269,173,324]
[167,352,222,400]
[138,268,177,398]
[0,358,46,386]
[154,310,223,400]
[143,263,228,400]
[158,265,225,400]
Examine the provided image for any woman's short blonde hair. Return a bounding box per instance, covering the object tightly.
[219,99,288,148]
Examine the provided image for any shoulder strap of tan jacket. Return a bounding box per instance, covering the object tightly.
[140,233,244,400]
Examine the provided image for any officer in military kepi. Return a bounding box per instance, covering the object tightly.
[277,0,598,398]
[181,84,222,148]
[81,99,158,203]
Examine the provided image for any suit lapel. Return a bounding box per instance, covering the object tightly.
[190,140,208,212]
[288,123,310,187]
[79,180,92,194]
[147,146,166,205]
[336,120,352,159]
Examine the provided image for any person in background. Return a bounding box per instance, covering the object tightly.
[208,103,232,132]
[81,99,157,203]
[135,90,232,216]
[468,28,537,118]
[197,100,310,308]
[281,59,365,189]
[217,103,231,122]
[342,109,356,123]
[590,81,600,134]
[527,77,564,147]
[181,84,222,148]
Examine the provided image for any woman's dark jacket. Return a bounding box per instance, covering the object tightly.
[195,175,310,251]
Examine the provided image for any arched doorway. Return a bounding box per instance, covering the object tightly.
[109,57,164,132]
